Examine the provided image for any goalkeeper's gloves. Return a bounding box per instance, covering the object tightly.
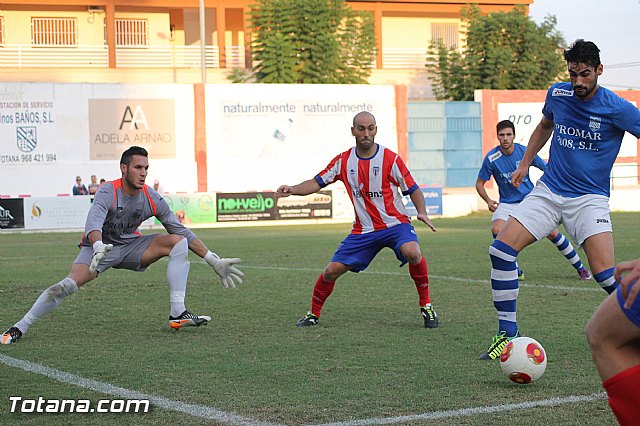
[89,240,113,273]
[204,251,244,289]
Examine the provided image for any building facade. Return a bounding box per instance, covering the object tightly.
[0,0,532,97]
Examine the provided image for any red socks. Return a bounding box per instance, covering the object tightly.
[311,274,335,317]
[603,363,640,425]
[409,255,431,306]
[310,256,430,316]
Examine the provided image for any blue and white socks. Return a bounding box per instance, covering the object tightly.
[489,239,520,336]
[550,233,586,272]
[593,267,618,294]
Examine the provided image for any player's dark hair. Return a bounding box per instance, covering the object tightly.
[496,119,515,135]
[120,146,148,166]
[563,39,601,69]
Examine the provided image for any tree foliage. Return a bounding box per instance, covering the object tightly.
[426,5,566,100]
[236,0,374,84]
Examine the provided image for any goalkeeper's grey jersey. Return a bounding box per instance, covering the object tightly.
[81,179,196,247]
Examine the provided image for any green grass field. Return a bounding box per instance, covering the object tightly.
[1,212,639,425]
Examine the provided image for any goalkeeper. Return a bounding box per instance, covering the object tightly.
[1,146,243,345]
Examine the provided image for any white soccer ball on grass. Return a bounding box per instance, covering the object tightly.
[499,336,547,384]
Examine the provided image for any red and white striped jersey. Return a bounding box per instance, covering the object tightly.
[315,144,419,234]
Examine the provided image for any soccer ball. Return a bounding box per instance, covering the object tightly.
[499,337,547,384]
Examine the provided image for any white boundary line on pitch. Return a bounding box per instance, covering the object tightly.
[238,264,606,292]
[0,354,607,426]
[307,393,608,426]
[0,254,605,293]
[0,354,283,426]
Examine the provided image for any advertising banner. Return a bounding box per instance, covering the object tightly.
[403,187,443,216]
[23,196,91,230]
[0,198,25,229]
[275,190,332,220]
[89,99,176,160]
[205,85,397,193]
[216,192,277,222]
[0,83,195,199]
[0,96,58,166]
[159,193,216,225]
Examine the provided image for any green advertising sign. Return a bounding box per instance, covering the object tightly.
[216,192,276,222]
[157,193,217,225]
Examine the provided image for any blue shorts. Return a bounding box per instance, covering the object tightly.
[616,281,640,327]
[331,223,419,272]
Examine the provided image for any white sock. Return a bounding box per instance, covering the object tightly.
[167,238,189,317]
[15,277,78,334]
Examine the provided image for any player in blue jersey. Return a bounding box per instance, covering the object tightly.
[480,39,640,360]
[1,146,244,345]
[587,257,640,424]
[476,120,592,281]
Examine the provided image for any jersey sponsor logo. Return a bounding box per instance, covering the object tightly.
[351,183,382,199]
[552,88,574,97]
[488,151,502,162]
[589,116,601,131]
[498,170,529,184]
[554,123,601,140]
[596,218,610,224]
[103,221,140,234]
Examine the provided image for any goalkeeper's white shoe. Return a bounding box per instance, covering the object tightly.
[169,310,211,329]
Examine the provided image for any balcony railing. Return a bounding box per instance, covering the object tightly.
[0,44,435,69]
[116,45,221,68]
[0,44,108,67]
[0,44,229,69]
[382,47,434,69]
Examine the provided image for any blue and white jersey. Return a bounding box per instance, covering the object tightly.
[478,143,546,204]
[540,82,640,197]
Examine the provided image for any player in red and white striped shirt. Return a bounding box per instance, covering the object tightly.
[276,112,439,328]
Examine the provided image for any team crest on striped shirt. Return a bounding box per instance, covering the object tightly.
[373,166,380,176]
